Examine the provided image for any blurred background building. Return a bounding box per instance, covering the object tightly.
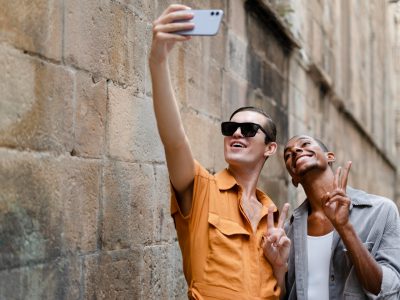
[0,0,399,299]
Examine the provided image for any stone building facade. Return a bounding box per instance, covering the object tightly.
[0,0,399,299]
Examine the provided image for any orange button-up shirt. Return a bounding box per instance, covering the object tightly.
[171,161,280,299]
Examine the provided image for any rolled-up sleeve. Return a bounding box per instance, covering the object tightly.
[366,202,400,299]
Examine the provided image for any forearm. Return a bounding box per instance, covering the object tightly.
[149,60,188,149]
[149,56,195,208]
[273,265,287,299]
[337,223,382,295]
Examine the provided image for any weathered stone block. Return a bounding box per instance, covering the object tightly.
[288,84,306,122]
[107,83,164,162]
[64,0,147,89]
[0,257,82,300]
[0,45,74,153]
[245,10,288,74]
[0,149,100,268]
[227,32,249,79]
[228,0,248,40]
[102,161,155,250]
[116,0,158,22]
[310,19,323,67]
[73,71,107,158]
[0,150,63,270]
[142,243,186,299]
[61,156,101,254]
[261,61,287,107]
[153,164,177,243]
[84,250,142,300]
[0,0,63,61]
[182,109,224,172]
[260,178,289,210]
[182,54,223,119]
[221,72,249,119]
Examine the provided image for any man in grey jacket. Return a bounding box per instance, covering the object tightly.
[279,135,400,299]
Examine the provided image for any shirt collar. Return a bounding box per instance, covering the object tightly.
[215,168,237,190]
[293,186,373,218]
[347,186,373,207]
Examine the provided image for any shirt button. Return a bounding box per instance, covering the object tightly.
[330,275,335,282]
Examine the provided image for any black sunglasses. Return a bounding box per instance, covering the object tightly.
[221,121,268,137]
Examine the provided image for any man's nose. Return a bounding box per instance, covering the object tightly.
[232,127,243,137]
[291,147,303,157]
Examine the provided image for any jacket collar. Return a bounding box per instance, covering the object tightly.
[292,186,373,221]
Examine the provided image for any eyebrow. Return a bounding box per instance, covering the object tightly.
[284,137,310,153]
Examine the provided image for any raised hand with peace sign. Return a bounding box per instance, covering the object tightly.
[261,203,291,269]
[321,161,352,229]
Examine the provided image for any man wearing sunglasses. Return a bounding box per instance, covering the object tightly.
[149,4,290,300]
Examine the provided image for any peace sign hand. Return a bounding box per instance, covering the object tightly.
[261,203,291,269]
[321,161,352,229]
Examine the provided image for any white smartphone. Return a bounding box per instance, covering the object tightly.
[174,9,224,36]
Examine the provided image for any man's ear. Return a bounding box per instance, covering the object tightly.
[326,151,336,163]
[264,142,277,157]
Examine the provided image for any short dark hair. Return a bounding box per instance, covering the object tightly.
[229,106,277,143]
[314,138,334,167]
[315,138,329,152]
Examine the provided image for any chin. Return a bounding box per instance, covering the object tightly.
[296,163,320,176]
[225,155,248,166]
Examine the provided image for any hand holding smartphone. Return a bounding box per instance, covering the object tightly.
[174,9,224,36]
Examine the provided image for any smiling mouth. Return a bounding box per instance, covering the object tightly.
[231,142,246,148]
[294,155,312,167]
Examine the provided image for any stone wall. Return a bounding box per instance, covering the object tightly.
[276,0,400,206]
[0,0,398,299]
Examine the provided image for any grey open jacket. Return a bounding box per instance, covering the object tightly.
[284,187,400,300]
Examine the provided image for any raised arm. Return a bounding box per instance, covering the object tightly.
[322,162,383,295]
[149,4,195,216]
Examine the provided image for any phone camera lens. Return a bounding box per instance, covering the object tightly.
[211,11,214,16]
[216,11,220,16]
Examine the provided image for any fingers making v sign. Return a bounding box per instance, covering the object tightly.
[321,161,352,229]
[261,203,291,269]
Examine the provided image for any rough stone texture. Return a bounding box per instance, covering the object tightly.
[102,161,156,250]
[142,243,186,299]
[0,44,74,153]
[283,0,399,204]
[64,0,147,90]
[0,0,399,299]
[0,150,61,270]
[107,83,164,162]
[0,257,82,300]
[83,250,141,300]
[153,164,178,243]
[73,71,107,158]
[0,0,63,61]
[0,149,96,299]
[61,156,101,254]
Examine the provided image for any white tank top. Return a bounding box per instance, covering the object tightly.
[307,231,333,300]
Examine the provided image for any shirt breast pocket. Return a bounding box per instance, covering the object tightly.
[204,212,250,290]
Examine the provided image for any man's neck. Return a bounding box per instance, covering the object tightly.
[301,170,335,212]
[228,164,265,232]
[301,170,336,235]
[228,164,262,198]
